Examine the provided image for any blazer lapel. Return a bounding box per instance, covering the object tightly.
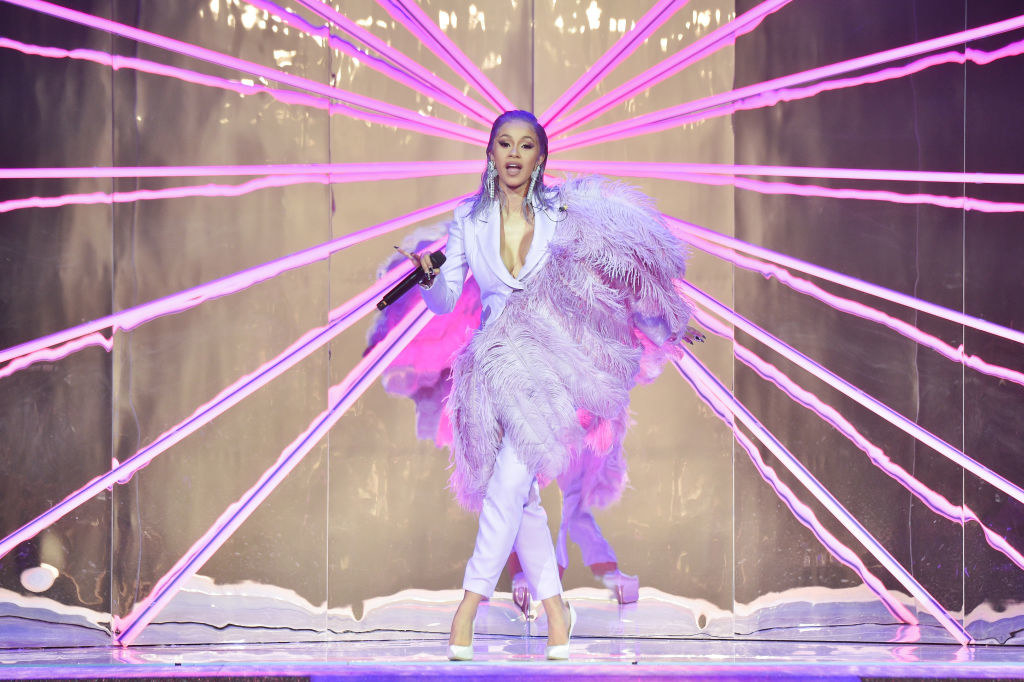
[517,201,555,282]
[477,200,523,290]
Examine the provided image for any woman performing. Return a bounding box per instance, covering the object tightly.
[397,110,700,661]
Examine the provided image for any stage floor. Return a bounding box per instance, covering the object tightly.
[2,637,1024,680]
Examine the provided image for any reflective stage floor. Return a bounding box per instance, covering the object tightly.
[3,638,1024,680]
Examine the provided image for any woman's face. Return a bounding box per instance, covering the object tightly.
[489,120,545,194]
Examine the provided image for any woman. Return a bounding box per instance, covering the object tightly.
[399,110,700,660]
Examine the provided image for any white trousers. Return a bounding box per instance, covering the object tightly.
[462,440,562,601]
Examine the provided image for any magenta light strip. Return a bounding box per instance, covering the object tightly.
[114,302,434,646]
[291,0,500,121]
[538,0,692,126]
[550,15,1024,150]
[674,350,969,644]
[674,355,916,624]
[376,0,514,113]
[0,242,442,562]
[0,332,112,380]
[546,0,792,137]
[666,216,1024,347]
[0,195,466,370]
[552,35,1024,145]
[684,232,1024,389]
[0,167,480,214]
[692,310,1024,572]
[681,281,1024,510]
[241,0,492,125]
[1,0,488,145]
[0,36,485,143]
[549,161,1024,213]
[0,160,480,180]
[548,159,1024,187]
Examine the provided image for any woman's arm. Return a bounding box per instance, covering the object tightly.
[419,214,468,315]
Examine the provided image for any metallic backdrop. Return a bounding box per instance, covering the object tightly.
[0,0,1021,649]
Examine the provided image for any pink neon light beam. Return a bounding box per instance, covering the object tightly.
[550,15,1024,151]
[692,310,1024,572]
[551,32,1024,153]
[674,349,970,644]
[375,0,514,113]
[547,159,1024,186]
[0,196,466,371]
[674,354,916,624]
[682,281,1024,510]
[552,32,1024,143]
[0,244,441,562]
[241,0,492,125]
[683,232,1024,389]
[0,160,480,180]
[114,302,433,646]
[290,0,500,120]
[2,0,488,145]
[546,0,792,136]
[0,168,479,214]
[666,216,1024,347]
[539,0,693,126]
[0,37,482,142]
[548,160,1024,213]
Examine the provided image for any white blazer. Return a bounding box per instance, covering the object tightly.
[421,197,558,327]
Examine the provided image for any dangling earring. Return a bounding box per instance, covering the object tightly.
[527,165,540,201]
[486,159,497,199]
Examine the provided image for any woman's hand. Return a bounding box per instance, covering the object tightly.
[395,246,437,282]
[680,325,706,345]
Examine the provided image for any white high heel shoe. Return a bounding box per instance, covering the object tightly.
[447,624,474,661]
[545,603,577,660]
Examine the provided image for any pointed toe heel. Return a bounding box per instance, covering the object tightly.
[545,603,577,660]
[447,644,474,661]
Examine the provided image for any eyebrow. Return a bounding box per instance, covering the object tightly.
[497,134,536,142]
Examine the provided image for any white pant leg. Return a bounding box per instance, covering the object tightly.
[559,470,618,569]
[463,440,561,598]
[513,479,562,601]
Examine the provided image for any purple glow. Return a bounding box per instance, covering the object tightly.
[241,0,493,125]
[666,217,1024,347]
[375,0,514,113]
[679,231,1024,389]
[675,357,917,624]
[0,160,480,180]
[674,350,970,645]
[548,159,1024,185]
[538,0,693,126]
[0,246,442,563]
[550,161,1024,213]
[681,281,1024,512]
[546,0,792,137]
[291,0,500,121]
[114,302,434,646]
[0,196,466,370]
[3,0,488,145]
[550,16,1024,151]
[0,36,485,142]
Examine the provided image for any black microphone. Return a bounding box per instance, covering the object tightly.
[376,251,446,310]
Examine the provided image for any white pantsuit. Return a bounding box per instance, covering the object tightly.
[420,197,563,600]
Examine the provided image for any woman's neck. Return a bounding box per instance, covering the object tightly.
[499,185,528,217]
